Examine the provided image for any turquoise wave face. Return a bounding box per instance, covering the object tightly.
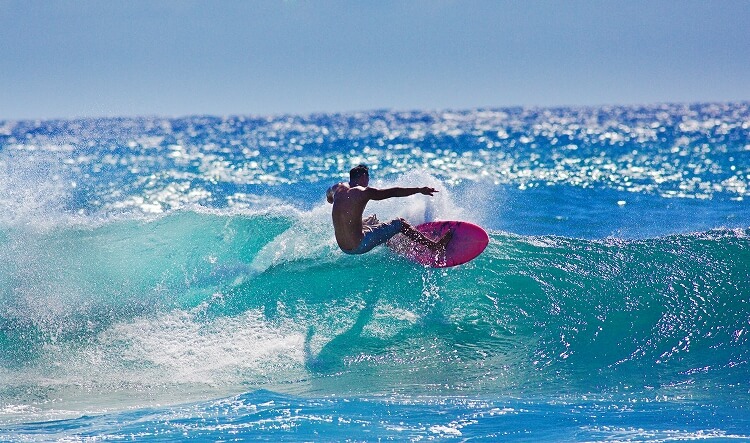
[2,211,748,415]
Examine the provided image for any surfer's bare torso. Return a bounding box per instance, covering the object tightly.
[327,182,371,250]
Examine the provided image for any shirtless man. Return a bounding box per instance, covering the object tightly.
[326,164,451,255]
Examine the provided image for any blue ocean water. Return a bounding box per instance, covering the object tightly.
[1,102,749,441]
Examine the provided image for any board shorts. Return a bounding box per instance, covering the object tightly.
[342,218,404,255]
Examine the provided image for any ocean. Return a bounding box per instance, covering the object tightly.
[1,102,749,441]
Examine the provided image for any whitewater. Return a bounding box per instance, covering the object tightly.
[1,103,749,441]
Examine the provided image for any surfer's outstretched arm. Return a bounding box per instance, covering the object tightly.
[367,186,438,200]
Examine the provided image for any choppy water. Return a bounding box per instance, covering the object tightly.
[1,102,749,441]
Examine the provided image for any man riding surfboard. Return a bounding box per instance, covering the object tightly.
[326,165,451,255]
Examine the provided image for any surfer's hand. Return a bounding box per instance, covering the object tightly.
[420,187,438,196]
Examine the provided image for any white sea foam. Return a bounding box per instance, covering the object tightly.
[101,309,307,385]
[0,308,312,424]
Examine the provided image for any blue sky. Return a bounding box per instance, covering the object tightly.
[1,0,748,120]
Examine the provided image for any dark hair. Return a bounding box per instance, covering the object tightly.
[349,164,369,182]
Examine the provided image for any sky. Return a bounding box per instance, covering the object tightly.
[1,0,748,120]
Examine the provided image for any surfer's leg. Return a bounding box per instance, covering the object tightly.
[399,219,452,251]
[343,219,403,254]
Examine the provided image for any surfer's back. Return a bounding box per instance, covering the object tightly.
[329,183,369,250]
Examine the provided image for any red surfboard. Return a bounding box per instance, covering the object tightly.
[387,221,489,268]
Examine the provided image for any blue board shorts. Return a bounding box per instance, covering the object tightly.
[342,218,404,255]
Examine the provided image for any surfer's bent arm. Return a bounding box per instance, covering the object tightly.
[367,186,438,201]
[326,183,344,203]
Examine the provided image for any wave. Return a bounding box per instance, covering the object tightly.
[1,209,749,421]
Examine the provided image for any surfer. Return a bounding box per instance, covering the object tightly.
[326,164,451,255]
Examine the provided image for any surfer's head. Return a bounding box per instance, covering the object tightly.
[349,164,369,186]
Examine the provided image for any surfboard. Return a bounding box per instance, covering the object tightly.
[387,221,489,268]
